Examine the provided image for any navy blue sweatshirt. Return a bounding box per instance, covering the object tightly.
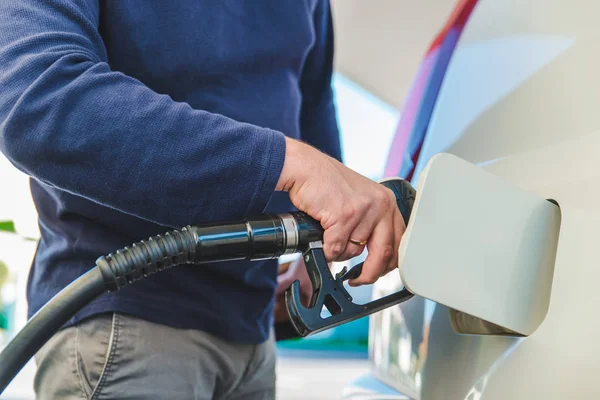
[0,0,341,344]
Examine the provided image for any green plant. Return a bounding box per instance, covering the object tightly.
[0,221,16,233]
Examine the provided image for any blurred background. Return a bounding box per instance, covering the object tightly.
[0,1,458,398]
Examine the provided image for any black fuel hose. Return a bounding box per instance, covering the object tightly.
[0,213,322,393]
[0,268,106,392]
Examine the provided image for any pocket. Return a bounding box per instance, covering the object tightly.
[75,313,119,399]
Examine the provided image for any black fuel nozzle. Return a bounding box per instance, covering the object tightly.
[284,178,417,337]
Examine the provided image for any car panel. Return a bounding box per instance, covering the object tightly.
[368,0,600,398]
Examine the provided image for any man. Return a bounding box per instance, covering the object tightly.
[0,1,405,399]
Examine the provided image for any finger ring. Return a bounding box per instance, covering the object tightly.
[349,238,367,246]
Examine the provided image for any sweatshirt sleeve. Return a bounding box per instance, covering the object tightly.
[0,0,286,228]
[299,0,343,163]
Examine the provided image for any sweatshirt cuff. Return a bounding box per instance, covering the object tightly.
[246,129,287,215]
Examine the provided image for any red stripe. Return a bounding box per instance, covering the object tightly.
[405,0,478,180]
[430,0,478,50]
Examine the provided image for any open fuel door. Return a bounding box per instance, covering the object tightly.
[398,153,561,336]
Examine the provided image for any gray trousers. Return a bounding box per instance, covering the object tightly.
[34,313,276,400]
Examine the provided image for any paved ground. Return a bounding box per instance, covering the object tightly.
[276,358,369,399]
[276,350,370,400]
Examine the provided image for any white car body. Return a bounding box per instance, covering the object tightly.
[349,0,600,398]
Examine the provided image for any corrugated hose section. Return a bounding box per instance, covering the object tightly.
[96,226,198,291]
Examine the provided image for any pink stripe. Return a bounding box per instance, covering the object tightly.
[383,49,439,178]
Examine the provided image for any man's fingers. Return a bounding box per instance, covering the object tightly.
[390,207,404,270]
[336,209,379,261]
[322,209,362,261]
[381,208,405,275]
[348,215,395,286]
[322,224,351,261]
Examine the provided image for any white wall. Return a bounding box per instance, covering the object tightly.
[331,0,458,110]
[0,157,38,238]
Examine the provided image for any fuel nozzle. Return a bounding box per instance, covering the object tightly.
[96,178,416,337]
[284,178,417,337]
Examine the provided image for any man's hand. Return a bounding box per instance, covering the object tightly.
[276,137,405,287]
